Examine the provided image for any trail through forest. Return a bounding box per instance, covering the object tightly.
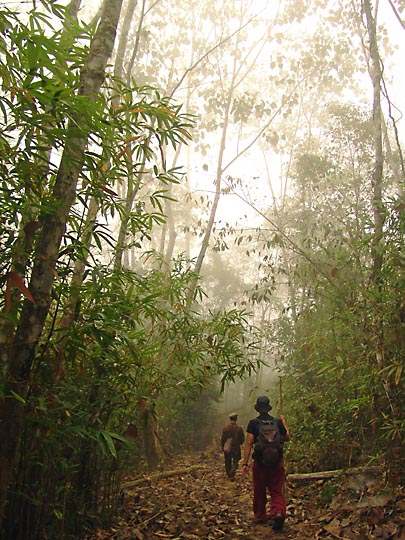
[85,451,404,540]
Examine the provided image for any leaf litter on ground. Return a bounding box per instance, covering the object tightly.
[84,450,404,540]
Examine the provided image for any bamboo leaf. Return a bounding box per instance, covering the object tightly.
[10,390,26,404]
[395,365,402,386]
[98,431,117,458]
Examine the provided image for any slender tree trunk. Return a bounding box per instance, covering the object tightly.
[114,0,138,83]
[161,144,182,263]
[363,0,385,367]
[0,0,123,523]
[113,0,143,270]
[361,2,401,452]
[126,0,149,85]
[186,8,275,301]
[114,168,143,270]
[54,195,100,369]
[187,68,234,303]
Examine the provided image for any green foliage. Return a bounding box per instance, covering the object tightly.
[0,4,262,539]
[8,253,258,537]
[265,103,404,471]
[1,0,402,538]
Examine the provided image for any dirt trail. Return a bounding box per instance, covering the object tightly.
[85,451,404,540]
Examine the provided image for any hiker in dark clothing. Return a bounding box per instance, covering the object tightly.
[242,396,290,530]
[221,413,245,480]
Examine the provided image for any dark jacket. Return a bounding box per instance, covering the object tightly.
[221,422,245,457]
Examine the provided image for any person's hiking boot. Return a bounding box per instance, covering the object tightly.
[272,512,284,531]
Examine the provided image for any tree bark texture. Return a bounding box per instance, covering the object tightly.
[287,465,382,482]
[363,0,385,292]
[114,0,137,83]
[120,465,383,489]
[0,0,123,524]
[362,1,390,425]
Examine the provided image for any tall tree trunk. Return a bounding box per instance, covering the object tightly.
[361,2,401,453]
[126,0,149,86]
[363,0,385,366]
[186,8,276,302]
[114,0,138,83]
[187,58,235,303]
[0,0,123,523]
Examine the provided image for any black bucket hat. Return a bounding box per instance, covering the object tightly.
[254,396,272,413]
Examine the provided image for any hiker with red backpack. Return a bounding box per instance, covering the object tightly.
[221,413,245,480]
[242,396,290,531]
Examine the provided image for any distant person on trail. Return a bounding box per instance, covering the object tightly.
[221,413,245,480]
[242,396,290,531]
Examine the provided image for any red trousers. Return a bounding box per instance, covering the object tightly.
[252,459,286,520]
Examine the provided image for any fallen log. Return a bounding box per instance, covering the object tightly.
[121,464,205,489]
[122,464,383,490]
[287,465,382,482]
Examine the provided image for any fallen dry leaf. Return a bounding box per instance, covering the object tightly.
[83,451,404,540]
